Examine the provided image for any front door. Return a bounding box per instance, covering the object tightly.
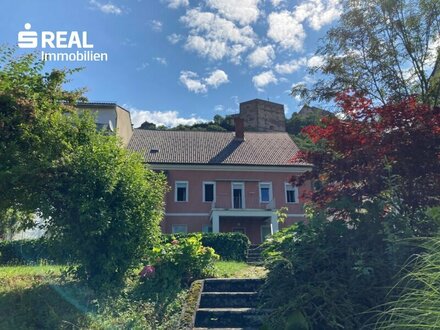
[261,225,272,242]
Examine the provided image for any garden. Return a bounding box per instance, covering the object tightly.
[1,0,439,329]
[0,233,261,329]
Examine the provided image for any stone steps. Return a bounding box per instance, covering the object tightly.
[203,278,264,292]
[194,278,266,329]
[195,308,262,328]
[200,292,258,308]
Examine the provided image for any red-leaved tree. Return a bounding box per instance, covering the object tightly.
[293,92,440,211]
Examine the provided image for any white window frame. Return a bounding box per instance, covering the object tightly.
[202,224,213,233]
[172,224,188,234]
[175,181,189,202]
[231,182,245,209]
[259,182,273,203]
[202,181,216,203]
[285,183,299,204]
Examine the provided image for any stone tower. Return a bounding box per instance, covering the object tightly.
[239,99,286,132]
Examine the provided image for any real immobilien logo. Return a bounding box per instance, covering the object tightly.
[18,23,108,62]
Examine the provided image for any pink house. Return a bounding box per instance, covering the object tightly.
[128,118,311,244]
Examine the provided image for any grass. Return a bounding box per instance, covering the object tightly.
[0,264,185,330]
[0,261,266,329]
[214,261,267,278]
[377,237,440,329]
[0,264,91,329]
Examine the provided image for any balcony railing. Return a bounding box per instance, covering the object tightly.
[211,195,276,210]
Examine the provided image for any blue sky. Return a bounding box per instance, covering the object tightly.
[1,0,341,127]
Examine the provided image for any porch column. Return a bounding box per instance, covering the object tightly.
[212,213,220,233]
[270,213,279,234]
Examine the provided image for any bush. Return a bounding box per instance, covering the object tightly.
[260,201,423,330]
[163,232,250,261]
[141,234,219,294]
[0,238,70,264]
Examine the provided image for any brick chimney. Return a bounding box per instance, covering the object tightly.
[234,116,245,140]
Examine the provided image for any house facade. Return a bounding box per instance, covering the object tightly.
[76,102,133,146]
[128,118,311,244]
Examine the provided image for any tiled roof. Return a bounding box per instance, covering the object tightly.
[128,129,308,166]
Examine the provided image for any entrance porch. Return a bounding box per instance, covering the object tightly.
[210,209,278,244]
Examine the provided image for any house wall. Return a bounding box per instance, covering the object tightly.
[115,106,133,146]
[162,167,310,243]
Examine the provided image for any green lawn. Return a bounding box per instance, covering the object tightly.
[214,261,267,278]
[0,264,184,330]
[0,261,266,329]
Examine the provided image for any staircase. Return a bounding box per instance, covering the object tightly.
[194,278,265,329]
[246,245,263,265]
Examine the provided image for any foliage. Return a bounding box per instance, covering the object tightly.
[0,47,85,214]
[0,209,34,240]
[180,280,203,329]
[141,234,219,294]
[293,0,440,106]
[41,133,166,289]
[163,232,250,261]
[378,231,440,329]
[295,93,440,212]
[0,48,167,289]
[0,238,70,265]
[260,200,424,329]
[0,264,186,330]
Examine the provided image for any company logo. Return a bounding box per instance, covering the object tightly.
[18,23,108,62]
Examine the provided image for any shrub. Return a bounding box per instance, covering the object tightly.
[141,234,219,294]
[41,131,167,290]
[162,232,250,261]
[260,201,423,330]
[0,238,70,264]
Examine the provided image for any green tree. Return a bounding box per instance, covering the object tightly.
[293,0,440,106]
[0,48,166,288]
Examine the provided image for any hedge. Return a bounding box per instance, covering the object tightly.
[0,232,251,264]
[163,232,250,261]
[0,238,71,265]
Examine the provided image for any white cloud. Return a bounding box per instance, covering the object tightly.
[181,8,256,63]
[252,70,278,91]
[275,58,307,74]
[271,0,284,6]
[267,11,305,51]
[205,69,229,87]
[153,57,167,65]
[214,104,225,112]
[307,55,325,68]
[151,20,163,32]
[267,1,341,51]
[167,33,182,44]
[179,69,229,93]
[247,45,275,67]
[185,35,228,61]
[89,0,123,14]
[180,71,208,93]
[136,62,149,71]
[274,54,325,74]
[129,108,206,128]
[163,0,189,9]
[206,0,261,26]
[294,0,341,31]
